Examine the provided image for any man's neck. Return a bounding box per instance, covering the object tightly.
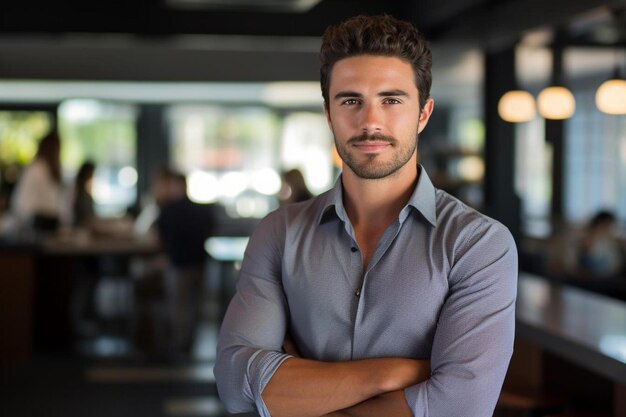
[341,161,419,271]
[342,162,419,228]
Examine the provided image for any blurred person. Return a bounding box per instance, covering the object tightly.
[131,166,179,352]
[68,161,99,332]
[7,131,62,234]
[155,168,220,354]
[578,210,623,278]
[133,166,180,238]
[215,15,517,417]
[71,161,97,228]
[65,160,134,237]
[279,168,314,205]
[67,161,133,336]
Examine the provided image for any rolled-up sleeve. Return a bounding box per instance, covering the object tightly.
[214,211,291,416]
[405,220,518,417]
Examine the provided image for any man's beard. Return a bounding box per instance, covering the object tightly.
[334,130,418,180]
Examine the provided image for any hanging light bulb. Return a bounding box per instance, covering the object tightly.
[537,42,575,120]
[595,52,626,115]
[596,79,626,114]
[537,86,576,120]
[498,90,536,122]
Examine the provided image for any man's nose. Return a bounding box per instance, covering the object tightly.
[360,104,383,133]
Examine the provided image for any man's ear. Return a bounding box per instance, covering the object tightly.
[418,97,435,134]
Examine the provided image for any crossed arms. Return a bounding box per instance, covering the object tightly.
[261,338,430,417]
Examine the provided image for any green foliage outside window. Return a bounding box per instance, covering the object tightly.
[0,111,52,165]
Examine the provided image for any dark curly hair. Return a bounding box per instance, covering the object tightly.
[320,14,432,111]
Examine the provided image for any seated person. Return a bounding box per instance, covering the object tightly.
[67,161,133,237]
[578,210,624,278]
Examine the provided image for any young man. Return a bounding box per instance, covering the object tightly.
[215,15,517,417]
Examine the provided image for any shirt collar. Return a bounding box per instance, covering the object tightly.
[318,165,437,228]
[403,166,437,227]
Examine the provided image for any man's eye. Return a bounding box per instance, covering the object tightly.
[342,99,359,105]
[384,98,401,104]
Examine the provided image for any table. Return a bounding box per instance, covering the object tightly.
[0,233,162,362]
[40,233,161,256]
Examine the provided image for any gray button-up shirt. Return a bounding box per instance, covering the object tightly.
[215,167,518,417]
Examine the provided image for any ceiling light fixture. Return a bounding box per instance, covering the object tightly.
[498,90,536,123]
[537,44,576,120]
[595,51,626,115]
[537,86,576,120]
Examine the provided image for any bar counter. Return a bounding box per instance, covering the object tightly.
[514,273,626,415]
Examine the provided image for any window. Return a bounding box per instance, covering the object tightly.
[279,112,334,194]
[0,111,54,212]
[58,99,138,217]
[168,105,281,218]
[515,117,552,237]
[565,89,626,223]
[168,104,337,218]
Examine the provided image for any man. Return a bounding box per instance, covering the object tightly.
[156,169,219,353]
[215,14,517,417]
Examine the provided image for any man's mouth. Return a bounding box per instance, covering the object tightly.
[353,141,392,153]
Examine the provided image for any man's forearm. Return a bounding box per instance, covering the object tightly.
[326,390,414,417]
[261,357,429,417]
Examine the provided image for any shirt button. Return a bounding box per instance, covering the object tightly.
[355,289,361,297]
[350,247,358,253]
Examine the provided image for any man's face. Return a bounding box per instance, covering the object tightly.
[324,55,433,180]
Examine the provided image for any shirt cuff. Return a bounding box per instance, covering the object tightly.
[247,350,292,417]
[405,382,429,417]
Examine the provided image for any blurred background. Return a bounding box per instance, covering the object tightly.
[0,1,625,416]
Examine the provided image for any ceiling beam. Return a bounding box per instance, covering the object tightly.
[434,0,626,50]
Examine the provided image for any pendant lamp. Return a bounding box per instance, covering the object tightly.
[595,53,626,115]
[537,86,576,120]
[538,42,575,120]
[498,90,536,122]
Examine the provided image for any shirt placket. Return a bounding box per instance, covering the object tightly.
[350,218,405,359]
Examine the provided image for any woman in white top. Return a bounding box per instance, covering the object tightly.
[9,131,63,233]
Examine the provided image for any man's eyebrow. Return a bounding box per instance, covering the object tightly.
[333,91,363,100]
[378,89,410,97]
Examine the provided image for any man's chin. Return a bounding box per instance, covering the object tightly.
[349,163,401,180]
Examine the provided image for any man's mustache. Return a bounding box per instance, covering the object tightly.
[347,132,397,144]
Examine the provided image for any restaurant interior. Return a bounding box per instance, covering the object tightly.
[1,0,625,416]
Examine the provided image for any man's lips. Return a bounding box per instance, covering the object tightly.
[352,141,392,152]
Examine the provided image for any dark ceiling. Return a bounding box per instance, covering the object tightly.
[0,0,625,85]
[2,0,625,48]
